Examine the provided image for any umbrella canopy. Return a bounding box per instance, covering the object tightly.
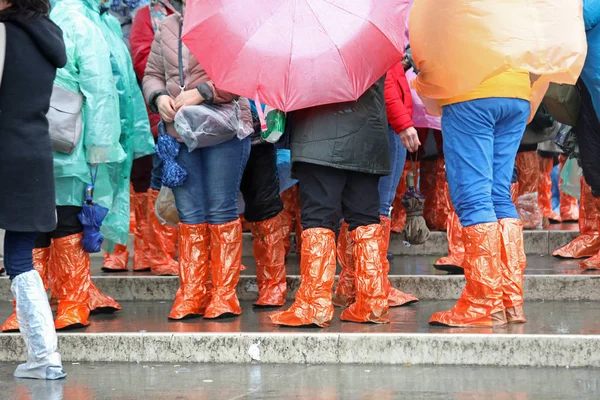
[182,0,409,112]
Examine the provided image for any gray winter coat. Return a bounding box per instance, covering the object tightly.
[289,78,390,176]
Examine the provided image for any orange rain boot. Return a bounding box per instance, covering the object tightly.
[380,216,418,307]
[52,233,91,330]
[553,178,600,259]
[169,223,211,320]
[340,224,390,324]
[88,280,121,314]
[515,151,543,229]
[102,244,129,272]
[429,223,507,327]
[538,155,561,222]
[559,155,579,222]
[332,220,356,307]
[420,159,438,229]
[204,220,244,319]
[433,159,452,231]
[1,248,52,332]
[270,228,336,327]
[132,191,151,272]
[146,189,179,276]
[499,218,527,323]
[434,211,465,274]
[580,197,600,270]
[251,214,287,307]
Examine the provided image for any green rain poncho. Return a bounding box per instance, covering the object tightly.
[50,0,155,248]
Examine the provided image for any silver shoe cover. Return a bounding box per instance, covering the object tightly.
[12,270,66,380]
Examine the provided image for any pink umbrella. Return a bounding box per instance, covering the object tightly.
[182,0,409,112]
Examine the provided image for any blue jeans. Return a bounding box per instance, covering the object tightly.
[442,98,530,227]
[378,127,407,217]
[4,231,38,280]
[172,137,251,225]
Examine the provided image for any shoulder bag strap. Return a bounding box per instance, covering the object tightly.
[0,23,6,87]
[178,21,184,93]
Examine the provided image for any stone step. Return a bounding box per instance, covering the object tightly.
[2,256,598,302]
[1,300,599,367]
[90,227,581,259]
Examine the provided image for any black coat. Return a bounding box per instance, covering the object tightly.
[0,13,67,232]
[289,78,390,176]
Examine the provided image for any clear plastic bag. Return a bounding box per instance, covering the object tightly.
[174,101,253,151]
[155,186,180,227]
[560,157,582,200]
[516,192,543,230]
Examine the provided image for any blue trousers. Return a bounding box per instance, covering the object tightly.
[4,231,38,280]
[173,137,251,225]
[442,98,530,227]
[378,127,407,217]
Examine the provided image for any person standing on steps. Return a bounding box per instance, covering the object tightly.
[270,77,392,328]
[410,0,587,328]
[143,0,252,320]
[0,0,67,378]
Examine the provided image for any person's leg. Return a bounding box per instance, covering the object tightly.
[514,150,543,229]
[491,99,529,324]
[270,162,342,327]
[4,230,66,379]
[202,137,251,318]
[241,144,287,307]
[576,80,600,198]
[430,98,505,327]
[168,148,211,320]
[339,171,390,323]
[130,156,153,272]
[378,127,406,218]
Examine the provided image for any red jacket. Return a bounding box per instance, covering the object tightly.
[130,6,173,137]
[384,62,414,134]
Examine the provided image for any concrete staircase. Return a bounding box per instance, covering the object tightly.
[2,227,600,367]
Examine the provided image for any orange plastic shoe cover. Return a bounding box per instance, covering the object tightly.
[102,244,129,272]
[251,214,288,307]
[429,223,506,327]
[169,223,211,320]
[270,228,336,327]
[515,151,543,229]
[380,216,418,307]
[538,156,561,222]
[581,198,600,270]
[420,159,438,229]
[88,281,121,313]
[433,158,452,231]
[553,178,600,259]
[132,191,151,272]
[280,185,299,256]
[146,189,179,276]
[51,233,91,330]
[333,220,356,307]
[435,211,465,269]
[340,224,390,324]
[129,185,136,234]
[204,220,244,319]
[558,156,579,221]
[1,300,18,332]
[499,218,527,324]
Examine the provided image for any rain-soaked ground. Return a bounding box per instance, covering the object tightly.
[1,362,598,400]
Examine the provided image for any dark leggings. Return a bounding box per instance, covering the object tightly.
[34,206,83,249]
[4,231,39,280]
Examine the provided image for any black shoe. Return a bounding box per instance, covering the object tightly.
[387,252,394,262]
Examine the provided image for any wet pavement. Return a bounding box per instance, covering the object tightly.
[1,300,598,336]
[0,362,598,400]
[92,254,599,277]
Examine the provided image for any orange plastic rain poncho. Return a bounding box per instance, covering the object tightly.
[409,0,588,119]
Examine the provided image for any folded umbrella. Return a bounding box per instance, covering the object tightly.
[401,170,430,245]
[78,167,110,253]
[182,0,409,112]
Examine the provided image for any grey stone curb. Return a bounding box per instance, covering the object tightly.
[2,274,599,302]
[1,332,599,367]
[90,230,581,258]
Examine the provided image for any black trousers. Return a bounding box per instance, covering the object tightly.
[240,143,284,223]
[295,162,381,232]
[576,80,600,198]
[131,155,153,194]
[34,206,83,248]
